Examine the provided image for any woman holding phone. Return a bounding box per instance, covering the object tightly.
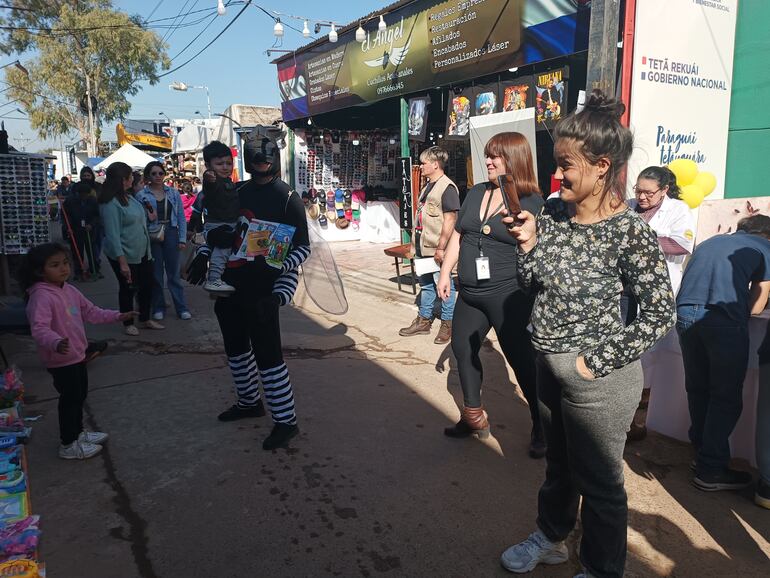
[436,132,545,458]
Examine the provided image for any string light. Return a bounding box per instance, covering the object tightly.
[355,22,365,43]
[328,23,337,43]
[302,20,310,38]
[378,15,387,32]
[273,17,284,37]
[216,0,226,16]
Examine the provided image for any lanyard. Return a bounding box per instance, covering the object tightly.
[478,190,504,257]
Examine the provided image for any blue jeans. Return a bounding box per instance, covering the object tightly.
[676,305,749,475]
[150,226,189,317]
[418,272,455,321]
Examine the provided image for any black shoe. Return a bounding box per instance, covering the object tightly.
[755,479,770,509]
[218,401,265,422]
[84,340,108,364]
[262,423,299,450]
[693,468,752,491]
[529,426,546,459]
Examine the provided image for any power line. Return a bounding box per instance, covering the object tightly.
[156,0,253,79]
[161,0,194,43]
[145,0,165,23]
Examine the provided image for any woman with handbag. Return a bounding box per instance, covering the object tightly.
[98,162,162,336]
[137,162,191,321]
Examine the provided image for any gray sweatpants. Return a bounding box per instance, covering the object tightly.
[203,220,236,282]
[535,351,642,578]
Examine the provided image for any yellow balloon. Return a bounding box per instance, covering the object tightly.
[692,171,717,197]
[680,184,707,209]
[668,158,699,186]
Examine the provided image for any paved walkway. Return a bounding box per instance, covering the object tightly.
[3,239,768,577]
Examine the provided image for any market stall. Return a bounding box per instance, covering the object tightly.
[274,0,591,243]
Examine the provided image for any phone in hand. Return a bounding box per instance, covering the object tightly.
[497,174,521,216]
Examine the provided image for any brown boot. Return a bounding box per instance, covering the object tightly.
[434,320,452,344]
[444,406,490,439]
[399,315,432,337]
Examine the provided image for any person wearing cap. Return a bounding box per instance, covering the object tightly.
[205,134,311,450]
[399,146,460,344]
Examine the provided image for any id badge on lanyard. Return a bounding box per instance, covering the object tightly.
[476,191,503,281]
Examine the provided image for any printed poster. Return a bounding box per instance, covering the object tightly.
[535,68,566,131]
[408,96,429,142]
[473,84,498,116]
[628,0,738,201]
[501,78,533,112]
[445,87,473,140]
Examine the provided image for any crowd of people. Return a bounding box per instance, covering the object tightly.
[19,90,770,577]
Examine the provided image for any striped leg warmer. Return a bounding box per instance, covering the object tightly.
[260,364,297,425]
[228,352,261,408]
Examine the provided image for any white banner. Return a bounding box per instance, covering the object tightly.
[628,0,739,201]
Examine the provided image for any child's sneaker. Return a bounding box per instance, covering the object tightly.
[204,279,236,294]
[500,530,569,573]
[124,325,139,336]
[140,320,165,330]
[59,440,102,460]
[78,430,108,445]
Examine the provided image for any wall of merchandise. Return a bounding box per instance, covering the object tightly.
[0,154,50,255]
[293,129,401,195]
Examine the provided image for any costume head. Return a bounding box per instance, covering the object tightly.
[244,133,281,177]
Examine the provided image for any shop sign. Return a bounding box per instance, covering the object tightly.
[399,157,413,229]
[628,0,738,201]
[278,0,590,121]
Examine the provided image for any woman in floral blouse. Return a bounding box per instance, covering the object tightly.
[500,91,676,578]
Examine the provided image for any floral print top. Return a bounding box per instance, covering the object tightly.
[517,199,676,377]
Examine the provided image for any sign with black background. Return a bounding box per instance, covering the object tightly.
[399,157,413,229]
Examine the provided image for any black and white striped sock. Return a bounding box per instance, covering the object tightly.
[260,364,297,425]
[228,352,261,408]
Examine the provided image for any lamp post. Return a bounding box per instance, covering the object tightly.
[169,81,212,119]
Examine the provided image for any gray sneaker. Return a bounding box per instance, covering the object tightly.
[501,530,569,573]
[59,440,102,460]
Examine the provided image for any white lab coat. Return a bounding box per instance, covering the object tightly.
[629,195,695,295]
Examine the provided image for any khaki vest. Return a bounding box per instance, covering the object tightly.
[417,173,457,257]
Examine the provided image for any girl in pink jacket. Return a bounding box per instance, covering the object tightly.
[21,243,134,460]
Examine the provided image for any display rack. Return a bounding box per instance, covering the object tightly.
[0,153,50,255]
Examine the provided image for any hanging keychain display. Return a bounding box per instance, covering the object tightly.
[476,188,504,281]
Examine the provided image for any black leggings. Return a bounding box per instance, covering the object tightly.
[214,295,284,371]
[451,290,540,427]
[48,362,88,445]
[108,256,153,325]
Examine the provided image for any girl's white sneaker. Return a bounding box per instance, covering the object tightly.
[59,440,102,460]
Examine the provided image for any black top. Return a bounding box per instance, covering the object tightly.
[517,199,676,377]
[202,177,241,223]
[155,195,168,222]
[455,183,544,296]
[222,177,310,298]
[63,195,100,232]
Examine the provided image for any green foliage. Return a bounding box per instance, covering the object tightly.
[1,1,170,151]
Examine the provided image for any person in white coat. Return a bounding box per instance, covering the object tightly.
[627,166,696,440]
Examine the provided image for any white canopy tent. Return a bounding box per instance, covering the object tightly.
[172,124,214,154]
[94,143,159,171]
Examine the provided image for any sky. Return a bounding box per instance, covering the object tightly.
[2,0,386,153]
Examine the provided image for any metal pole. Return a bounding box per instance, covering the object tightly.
[585,0,622,96]
[205,86,211,119]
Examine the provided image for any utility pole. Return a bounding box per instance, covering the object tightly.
[585,0,622,96]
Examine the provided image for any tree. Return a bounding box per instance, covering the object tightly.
[1,1,170,156]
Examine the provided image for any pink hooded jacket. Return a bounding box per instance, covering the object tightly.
[26,282,121,368]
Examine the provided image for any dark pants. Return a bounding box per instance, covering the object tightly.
[676,305,749,475]
[48,362,88,445]
[67,229,87,276]
[536,351,642,578]
[214,295,284,372]
[108,256,153,324]
[451,290,540,428]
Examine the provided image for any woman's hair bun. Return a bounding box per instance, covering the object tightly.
[584,89,626,120]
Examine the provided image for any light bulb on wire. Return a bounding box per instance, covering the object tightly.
[328,23,337,43]
[273,18,284,38]
[355,22,366,43]
[378,15,387,32]
[302,20,310,38]
[216,0,226,16]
